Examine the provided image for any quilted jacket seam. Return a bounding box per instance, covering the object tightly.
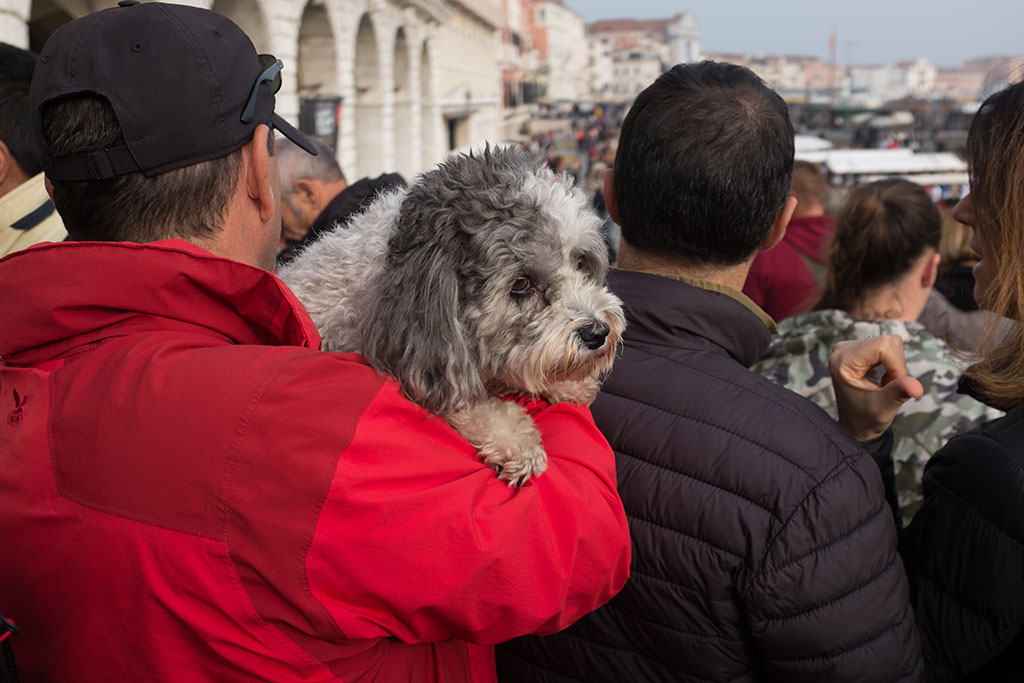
[612,602,740,643]
[616,447,779,517]
[547,628,743,683]
[627,343,861,474]
[628,567,734,602]
[762,502,887,575]
[758,555,900,624]
[628,511,743,559]
[609,390,814,483]
[742,452,860,601]
[760,613,911,666]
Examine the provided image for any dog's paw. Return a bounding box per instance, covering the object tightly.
[447,399,548,486]
[482,437,548,486]
[543,377,601,405]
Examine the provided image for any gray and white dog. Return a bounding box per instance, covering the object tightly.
[278,146,624,484]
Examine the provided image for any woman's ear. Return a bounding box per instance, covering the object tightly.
[922,250,941,288]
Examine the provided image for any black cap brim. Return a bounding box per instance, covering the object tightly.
[272,113,318,156]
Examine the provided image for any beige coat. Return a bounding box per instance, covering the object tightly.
[0,173,66,258]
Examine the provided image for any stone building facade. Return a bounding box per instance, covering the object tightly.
[5,0,502,179]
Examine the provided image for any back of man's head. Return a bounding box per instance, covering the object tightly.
[277,136,345,191]
[614,61,794,266]
[0,44,41,184]
[30,2,315,243]
[791,160,827,217]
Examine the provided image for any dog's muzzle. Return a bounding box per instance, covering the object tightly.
[576,320,611,350]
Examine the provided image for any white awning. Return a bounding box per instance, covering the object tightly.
[797,149,966,175]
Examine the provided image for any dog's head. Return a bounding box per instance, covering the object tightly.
[362,145,624,416]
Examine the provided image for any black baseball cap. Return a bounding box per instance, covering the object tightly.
[30,0,317,182]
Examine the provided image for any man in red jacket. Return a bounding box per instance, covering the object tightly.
[0,4,630,682]
[743,160,834,320]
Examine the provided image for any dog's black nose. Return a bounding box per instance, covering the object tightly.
[577,320,611,350]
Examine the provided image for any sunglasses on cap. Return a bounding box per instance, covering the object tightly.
[241,54,283,124]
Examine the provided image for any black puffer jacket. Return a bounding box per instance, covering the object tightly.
[498,270,924,682]
[900,402,1024,681]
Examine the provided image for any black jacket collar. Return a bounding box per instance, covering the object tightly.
[609,268,773,368]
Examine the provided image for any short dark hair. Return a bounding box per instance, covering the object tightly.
[614,61,795,266]
[40,94,242,242]
[0,43,40,177]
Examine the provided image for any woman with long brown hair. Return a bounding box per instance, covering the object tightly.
[831,79,1024,681]
[755,179,1001,523]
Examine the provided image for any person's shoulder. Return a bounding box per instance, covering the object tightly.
[740,365,861,458]
[605,337,862,476]
[930,408,1024,482]
[248,346,386,402]
[925,408,1024,538]
[755,311,846,393]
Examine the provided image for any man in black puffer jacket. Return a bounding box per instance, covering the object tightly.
[497,61,925,683]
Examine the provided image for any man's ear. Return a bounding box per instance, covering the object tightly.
[245,125,276,223]
[758,194,798,251]
[292,178,320,210]
[0,140,27,192]
[0,140,12,186]
[603,168,620,225]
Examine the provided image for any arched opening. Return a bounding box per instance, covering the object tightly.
[420,40,437,169]
[393,28,413,177]
[297,1,340,153]
[211,0,269,52]
[354,13,382,178]
[28,0,89,53]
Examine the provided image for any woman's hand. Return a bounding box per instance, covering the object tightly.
[829,336,924,442]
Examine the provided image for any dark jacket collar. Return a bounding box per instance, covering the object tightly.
[310,173,405,236]
[609,268,774,368]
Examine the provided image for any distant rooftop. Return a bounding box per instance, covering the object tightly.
[588,16,679,34]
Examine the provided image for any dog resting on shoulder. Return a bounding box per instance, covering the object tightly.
[278,146,624,485]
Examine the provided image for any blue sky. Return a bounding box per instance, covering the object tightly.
[566,0,1024,68]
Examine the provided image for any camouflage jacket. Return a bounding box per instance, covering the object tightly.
[753,309,1004,523]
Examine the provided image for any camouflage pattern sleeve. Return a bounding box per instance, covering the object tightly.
[753,309,1004,525]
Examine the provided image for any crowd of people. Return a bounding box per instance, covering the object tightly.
[1,3,1023,682]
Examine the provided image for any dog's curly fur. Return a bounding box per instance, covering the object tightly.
[278,146,624,484]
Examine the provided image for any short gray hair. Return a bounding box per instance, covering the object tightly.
[276,135,344,190]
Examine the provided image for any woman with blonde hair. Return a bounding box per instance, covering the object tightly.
[831,79,1024,681]
[754,179,1002,523]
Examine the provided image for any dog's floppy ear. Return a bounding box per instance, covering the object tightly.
[360,197,485,416]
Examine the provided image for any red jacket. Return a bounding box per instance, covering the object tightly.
[0,240,630,682]
[742,214,834,321]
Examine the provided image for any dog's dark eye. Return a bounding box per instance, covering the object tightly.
[575,254,585,270]
[510,276,532,295]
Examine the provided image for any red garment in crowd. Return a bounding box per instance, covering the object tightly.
[743,214,834,321]
[0,240,630,682]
